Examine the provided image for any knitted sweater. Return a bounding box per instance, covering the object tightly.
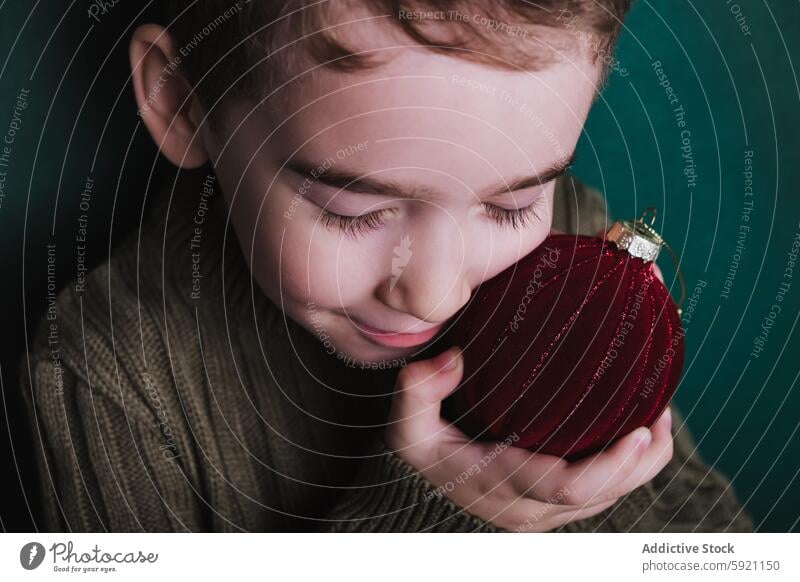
[22,174,753,533]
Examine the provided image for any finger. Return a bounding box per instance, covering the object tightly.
[495,424,648,505]
[603,407,674,499]
[652,262,665,283]
[548,496,620,531]
[521,425,652,506]
[511,496,619,533]
[386,346,464,448]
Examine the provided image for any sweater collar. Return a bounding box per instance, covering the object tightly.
[156,173,280,327]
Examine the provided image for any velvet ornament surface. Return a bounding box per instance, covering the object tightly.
[442,234,684,461]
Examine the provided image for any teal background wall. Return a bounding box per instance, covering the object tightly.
[0,1,170,531]
[574,1,800,532]
[0,1,798,531]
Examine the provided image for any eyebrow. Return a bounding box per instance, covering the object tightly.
[285,151,576,200]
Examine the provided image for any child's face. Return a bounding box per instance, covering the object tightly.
[197,32,601,366]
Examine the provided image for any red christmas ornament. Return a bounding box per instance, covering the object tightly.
[442,209,685,461]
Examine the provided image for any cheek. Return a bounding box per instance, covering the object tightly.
[248,192,388,309]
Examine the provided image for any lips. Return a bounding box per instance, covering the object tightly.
[355,319,445,348]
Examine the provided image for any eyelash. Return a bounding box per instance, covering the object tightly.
[319,208,398,239]
[319,196,545,239]
[483,196,546,230]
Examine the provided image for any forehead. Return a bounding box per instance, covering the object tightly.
[243,18,602,187]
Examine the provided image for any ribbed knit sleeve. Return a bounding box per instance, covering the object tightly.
[21,278,205,533]
[23,358,201,532]
[321,408,753,533]
[321,440,504,532]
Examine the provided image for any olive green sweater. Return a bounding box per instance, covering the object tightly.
[22,174,752,533]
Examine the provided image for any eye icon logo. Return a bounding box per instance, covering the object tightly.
[20,542,46,570]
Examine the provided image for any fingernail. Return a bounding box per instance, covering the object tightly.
[439,347,462,373]
[635,428,651,450]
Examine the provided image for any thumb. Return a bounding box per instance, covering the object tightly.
[387,346,464,446]
[651,262,665,283]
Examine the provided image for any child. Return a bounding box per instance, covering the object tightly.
[24,0,751,532]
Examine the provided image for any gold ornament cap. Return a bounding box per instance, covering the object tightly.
[605,207,664,263]
[604,207,687,316]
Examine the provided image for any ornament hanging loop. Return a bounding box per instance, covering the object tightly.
[639,207,657,227]
[663,240,687,317]
[605,206,686,317]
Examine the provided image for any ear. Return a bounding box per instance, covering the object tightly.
[129,24,209,168]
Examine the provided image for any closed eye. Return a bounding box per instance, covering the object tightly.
[483,196,546,230]
[316,186,548,238]
[318,207,397,239]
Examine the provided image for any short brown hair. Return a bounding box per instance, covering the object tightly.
[161,0,633,131]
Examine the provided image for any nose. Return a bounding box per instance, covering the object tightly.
[375,218,472,324]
